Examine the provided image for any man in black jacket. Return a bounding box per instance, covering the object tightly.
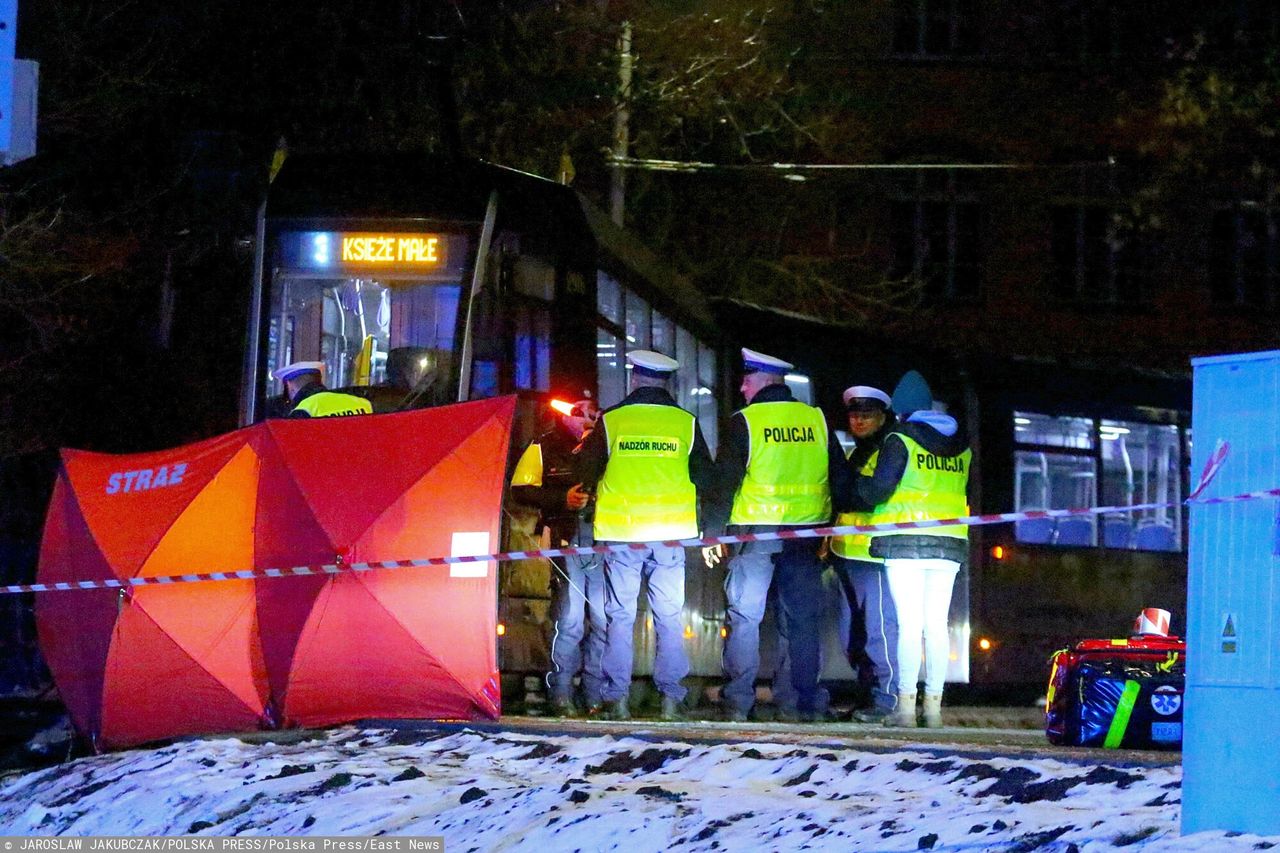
[510,397,601,717]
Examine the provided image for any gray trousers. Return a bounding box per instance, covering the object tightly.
[721,539,824,715]
[600,544,689,702]
[835,556,900,709]
[546,552,606,705]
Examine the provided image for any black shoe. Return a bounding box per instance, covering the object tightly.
[660,695,683,721]
[852,706,892,724]
[775,707,800,724]
[603,699,630,721]
[550,698,578,718]
[722,707,749,723]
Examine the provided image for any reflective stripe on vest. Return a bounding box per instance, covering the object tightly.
[292,391,374,418]
[728,400,832,526]
[593,404,698,542]
[868,433,971,539]
[832,448,881,561]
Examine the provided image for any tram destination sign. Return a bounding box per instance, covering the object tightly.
[288,231,448,271]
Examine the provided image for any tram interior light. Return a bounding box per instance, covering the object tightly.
[978,637,993,651]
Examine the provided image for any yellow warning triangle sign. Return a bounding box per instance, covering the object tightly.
[1222,615,1236,638]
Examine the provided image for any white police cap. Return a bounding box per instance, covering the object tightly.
[273,361,325,383]
[626,349,679,378]
[741,347,793,375]
[842,384,892,408]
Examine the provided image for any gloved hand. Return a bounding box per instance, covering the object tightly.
[702,544,724,567]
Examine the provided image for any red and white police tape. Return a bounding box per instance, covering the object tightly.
[1,439,1247,596]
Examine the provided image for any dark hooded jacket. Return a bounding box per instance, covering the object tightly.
[852,409,971,563]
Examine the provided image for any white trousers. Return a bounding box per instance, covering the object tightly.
[883,558,959,696]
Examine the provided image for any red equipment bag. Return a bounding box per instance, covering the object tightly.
[1045,635,1186,750]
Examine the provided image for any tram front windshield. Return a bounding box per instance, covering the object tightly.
[263,230,468,414]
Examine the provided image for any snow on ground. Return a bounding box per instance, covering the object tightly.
[1,727,1276,851]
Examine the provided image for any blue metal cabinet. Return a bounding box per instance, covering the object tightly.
[1184,350,1280,836]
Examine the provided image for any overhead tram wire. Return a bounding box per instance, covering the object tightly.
[609,156,1116,178]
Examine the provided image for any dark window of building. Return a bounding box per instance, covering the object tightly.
[1050,206,1146,304]
[1051,1,1152,61]
[1210,206,1278,310]
[893,0,980,57]
[889,170,982,302]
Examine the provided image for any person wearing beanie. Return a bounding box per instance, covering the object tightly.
[830,384,900,723]
[851,370,970,728]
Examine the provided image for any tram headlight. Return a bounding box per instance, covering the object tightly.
[978,637,993,652]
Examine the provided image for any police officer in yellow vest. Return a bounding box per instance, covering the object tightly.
[851,370,970,728]
[706,348,848,723]
[274,361,373,418]
[831,384,900,723]
[575,350,714,721]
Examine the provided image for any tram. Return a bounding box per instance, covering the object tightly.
[241,152,734,690]
[243,152,1192,701]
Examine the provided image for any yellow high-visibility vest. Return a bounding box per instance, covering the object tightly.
[831,448,881,561]
[728,401,831,526]
[868,433,970,540]
[510,443,544,487]
[593,404,698,542]
[292,391,373,418]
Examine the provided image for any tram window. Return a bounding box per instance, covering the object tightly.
[1013,412,1094,450]
[651,310,676,357]
[265,276,461,408]
[675,326,700,415]
[595,271,719,451]
[784,372,812,406]
[1013,410,1186,551]
[625,289,651,349]
[513,302,551,391]
[596,327,626,407]
[1013,450,1096,545]
[1100,419,1182,551]
[597,272,622,325]
[697,342,719,453]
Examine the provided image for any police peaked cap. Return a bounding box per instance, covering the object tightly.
[273,361,325,383]
[741,347,793,376]
[627,349,679,379]
[842,385,892,411]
